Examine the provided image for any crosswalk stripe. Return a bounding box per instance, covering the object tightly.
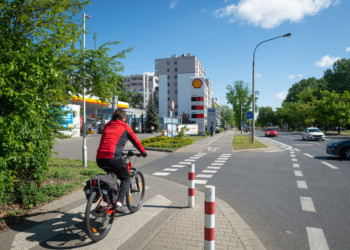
[171,165,186,168]
[211,163,224,166]
[207,166,221,169]
[152,172,170,176]
[184,159,195,162]
[215,160,226,163]
[163,168,178,171]
[190,157,200,159]
[293,163,300,168]
[178,162,191,165]
[196,174,213,178]
[202,170,217,173]
[194,180,208,184]
[217,158,228,160]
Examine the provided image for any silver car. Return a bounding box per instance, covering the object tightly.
[302,127,325,141]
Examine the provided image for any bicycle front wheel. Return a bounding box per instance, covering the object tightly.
[126,171,145,213]
[84,191,114,242]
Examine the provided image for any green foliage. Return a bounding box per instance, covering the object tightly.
[257,107,278,127]
[47,169,74,180]
[42,182,80,197]
[226,80,257,127]
[177,126,188,138]
[17,182,47,208]
[0,0,90,204]
[146,96,160,131]
[80,168,104,178]
[141,136,193,149]
[324,58,350,93]
[220,105,234,127]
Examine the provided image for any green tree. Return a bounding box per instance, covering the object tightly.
[220,105,234,127]
[226,80,257,128]
[257,107,278,127]
[145,96,160,131]
[324,58,350,93]
[0,0,89,198]
[283,77,326,103]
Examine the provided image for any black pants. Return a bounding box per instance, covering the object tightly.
[96,158,130,204]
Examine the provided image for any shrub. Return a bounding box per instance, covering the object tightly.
[17,182,46,208]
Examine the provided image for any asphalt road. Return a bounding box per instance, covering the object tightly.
[140,130,350,250]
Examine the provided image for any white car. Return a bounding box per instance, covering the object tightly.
[302,127,325,141]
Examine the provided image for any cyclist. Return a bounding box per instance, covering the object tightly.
[96,109,147,214]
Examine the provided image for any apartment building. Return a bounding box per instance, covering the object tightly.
[155,54,213,132]
[123,73,159,108]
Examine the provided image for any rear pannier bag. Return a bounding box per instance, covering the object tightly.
[84,173,119,204]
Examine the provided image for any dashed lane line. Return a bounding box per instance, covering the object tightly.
[292,158,298,162]
[294,170,303,177]
[306,227,329,250]
[321,161,339,170]
[294,148,301,152]
[297,180,308,189]
[300,197,316,212]
[293,163,300,168]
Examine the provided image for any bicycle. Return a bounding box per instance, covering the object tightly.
[84,150,145,242]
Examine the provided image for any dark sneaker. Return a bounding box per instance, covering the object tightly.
[114,205,127,214]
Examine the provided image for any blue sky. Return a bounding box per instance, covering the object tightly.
[83,0,350,110]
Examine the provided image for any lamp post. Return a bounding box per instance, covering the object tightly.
[251,33,291,143]
[82,12,91,167]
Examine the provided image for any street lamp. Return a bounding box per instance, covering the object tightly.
[82,12,91,167]
[251,33,292,143]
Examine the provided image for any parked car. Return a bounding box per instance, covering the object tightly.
[302,127,325,141]
[326,140,350,160]
[265,127,278,137]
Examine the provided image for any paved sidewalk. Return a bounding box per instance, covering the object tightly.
[142,191,265,250]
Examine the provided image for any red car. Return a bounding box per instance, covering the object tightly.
[265,127,278,137]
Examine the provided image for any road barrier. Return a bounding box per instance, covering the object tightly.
[188,163,195,208]
[204,185,215,250]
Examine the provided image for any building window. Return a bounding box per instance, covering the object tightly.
[174,68,177,72]
[174,61,177,64]
[175,90,177,94]
[167,68,170,72]
[168,97,170,101]
[174,75,177,79]
[167,75,170,79]
[175,82,177,86]
[167,61,169,65]
[168,90,170,94]
[167,82,170,86]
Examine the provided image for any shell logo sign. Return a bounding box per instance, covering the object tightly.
[192,78,203,89]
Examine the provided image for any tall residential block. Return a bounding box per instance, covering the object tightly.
[123,73,159,109]
[155,54,213,132]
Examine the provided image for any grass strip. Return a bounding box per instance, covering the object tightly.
[234,134,268,150]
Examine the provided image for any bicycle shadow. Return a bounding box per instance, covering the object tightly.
[8,209,96,249]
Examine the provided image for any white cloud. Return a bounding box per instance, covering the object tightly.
[299,74,304,78]
[346,47,350,52]
[288,74,295,79]
[169,0,178,9]
[315,55,340,67]
[214,0,333,29]
[256,73,262,78]
[276,91,287,100]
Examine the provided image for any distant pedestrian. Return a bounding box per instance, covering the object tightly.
[210,125,214,137]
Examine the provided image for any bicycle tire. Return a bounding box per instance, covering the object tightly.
[126,170,145,213]
[84,190,114,242]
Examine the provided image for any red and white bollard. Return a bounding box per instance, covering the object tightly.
[188,163,195,208]
[204,185,215,250]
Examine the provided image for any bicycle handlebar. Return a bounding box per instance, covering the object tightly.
[122,150,143,157]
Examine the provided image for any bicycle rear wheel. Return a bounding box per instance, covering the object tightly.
[126,171,145,213]
[84,191,114,242]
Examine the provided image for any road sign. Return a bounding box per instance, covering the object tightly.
[246,111,253,120]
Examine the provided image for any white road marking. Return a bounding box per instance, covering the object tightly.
[190,156,200,159]
[171,165,186,168]
[297,180,308,189]
[196,174,213,178]
[290,155,296,158]
[294,170,303,177]
[193,155,203,157]
[194,180,208,184]
[221,154,231,156]
[217,158,228,161]
[197,153,207,155]
[11,195,172,250]
[202,170,217,173]
[152,172,170,176]
[207,166,221,170]
[300,197,316,212]
[214,160,226,163]
[304,153,313,158]
[211,163,224,166]
[184,159,195,162]
[306,227,329,250]
[206,135,223,145]
[264,138,293,150]
[178,162,191,165]
[294,149,301,152]
[163,168,178,171]
[293,163,300,168]
[321,161,339,170]
[292,158,298,162]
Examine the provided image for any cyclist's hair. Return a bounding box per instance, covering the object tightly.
[112,109,126,121]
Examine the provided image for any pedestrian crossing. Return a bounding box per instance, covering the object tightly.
[152,153,232,185]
